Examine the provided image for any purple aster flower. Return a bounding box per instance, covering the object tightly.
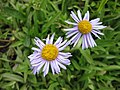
[64,10,106,49]
[28,34,72,77]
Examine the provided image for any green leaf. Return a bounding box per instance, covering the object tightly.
[97,0,108,12]
[15,62,29,72]
[23,36,30,47]
[40,0,47,10]
[3,7,26,20]
[11,41,23,47]
[103,65,120,71]
[48,82,59,90]
[80,71,95,81]
[79,49,93,64]
[71,59,80,70]
[2,73,24,83]
[1,81,16,88]
[42,11,61,33]
[20,85,27,90]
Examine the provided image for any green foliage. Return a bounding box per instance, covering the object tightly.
[0,0,120,90]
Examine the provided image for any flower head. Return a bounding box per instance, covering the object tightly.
[64,10,106,49]
[28,34,72,77]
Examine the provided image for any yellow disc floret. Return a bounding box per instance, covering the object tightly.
[78,20,92,34]
[41,44,58,61]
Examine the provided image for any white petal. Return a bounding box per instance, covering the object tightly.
[49,33,55,44]
[84,35,88,49]
[32,67,37,75]
[86,33,93,48]
[37,61,45,73]
[93,26,106,29]
[34,40,43,49]
[57,62,66,70]
[66,30,77,36]
[90,18,100,23]
[43,61,48,72]
[53,60,60,74]
[91,22,102,26]
[65,20,78,25]
[83,11,89,21]
[66,30,78,38]
[82,36,85,49]
[54,37,62,45]
[73,33,81,47]
[46,35,50,44]
[69,33,80,43]
[35,37,45,47]
[89,33,97,47]
[57,40,67,48]
[28,52,40,60]
[91,31,101,39]
[59,52,72,58]
[31,47,41,52]
[50,61,55,74]
[70,34,77,44]
[43,62,49,77]
[28,52,36,59]
[92,30,104,35]
[31,58,42,65]
[32,61,43,66]
[77,10,82,21]
[58,41,70,51]
[57,56,70,65]
[58,59,70,65]
[64,26,78,31]
[70,11,79,23]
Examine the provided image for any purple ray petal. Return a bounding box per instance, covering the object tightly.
[70,11,79,23]
[31,47,41,52]
[66,30,78,38]
[65,20,78,25]
[57,56,70,65]
[90,18,100,23]
[36,61,45,73]
[35,37,45,47]
[84,35,88,48]
[66,30,77,36]
[93,25,106,29]
[89,33,97,47]
[86,33,93,48]
[83,11,89,21]
[54,37,62,45]
[31,58,42,65]
[64,26,78,31]
[58,41,70,51]
[91,31,101,39]
[50,61,55,74]
[59,52,72,58]
[73,33,82,47]
[57,40,67,48]
[82,36,85,49]
[92,30,104,35]
[77,10,82,21]
[43,62,49,77]
[46,35,50,44]
[91,22,102,26]
[54,60,60,74]
[57,61,66,70]
[49,33,55,44]
[69,33,80,43]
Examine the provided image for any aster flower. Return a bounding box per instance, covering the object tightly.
[64,10,106,49]
[28,34,72,77]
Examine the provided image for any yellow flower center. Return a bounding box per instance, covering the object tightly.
[78,20,92,34]
[41,44,58,61]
